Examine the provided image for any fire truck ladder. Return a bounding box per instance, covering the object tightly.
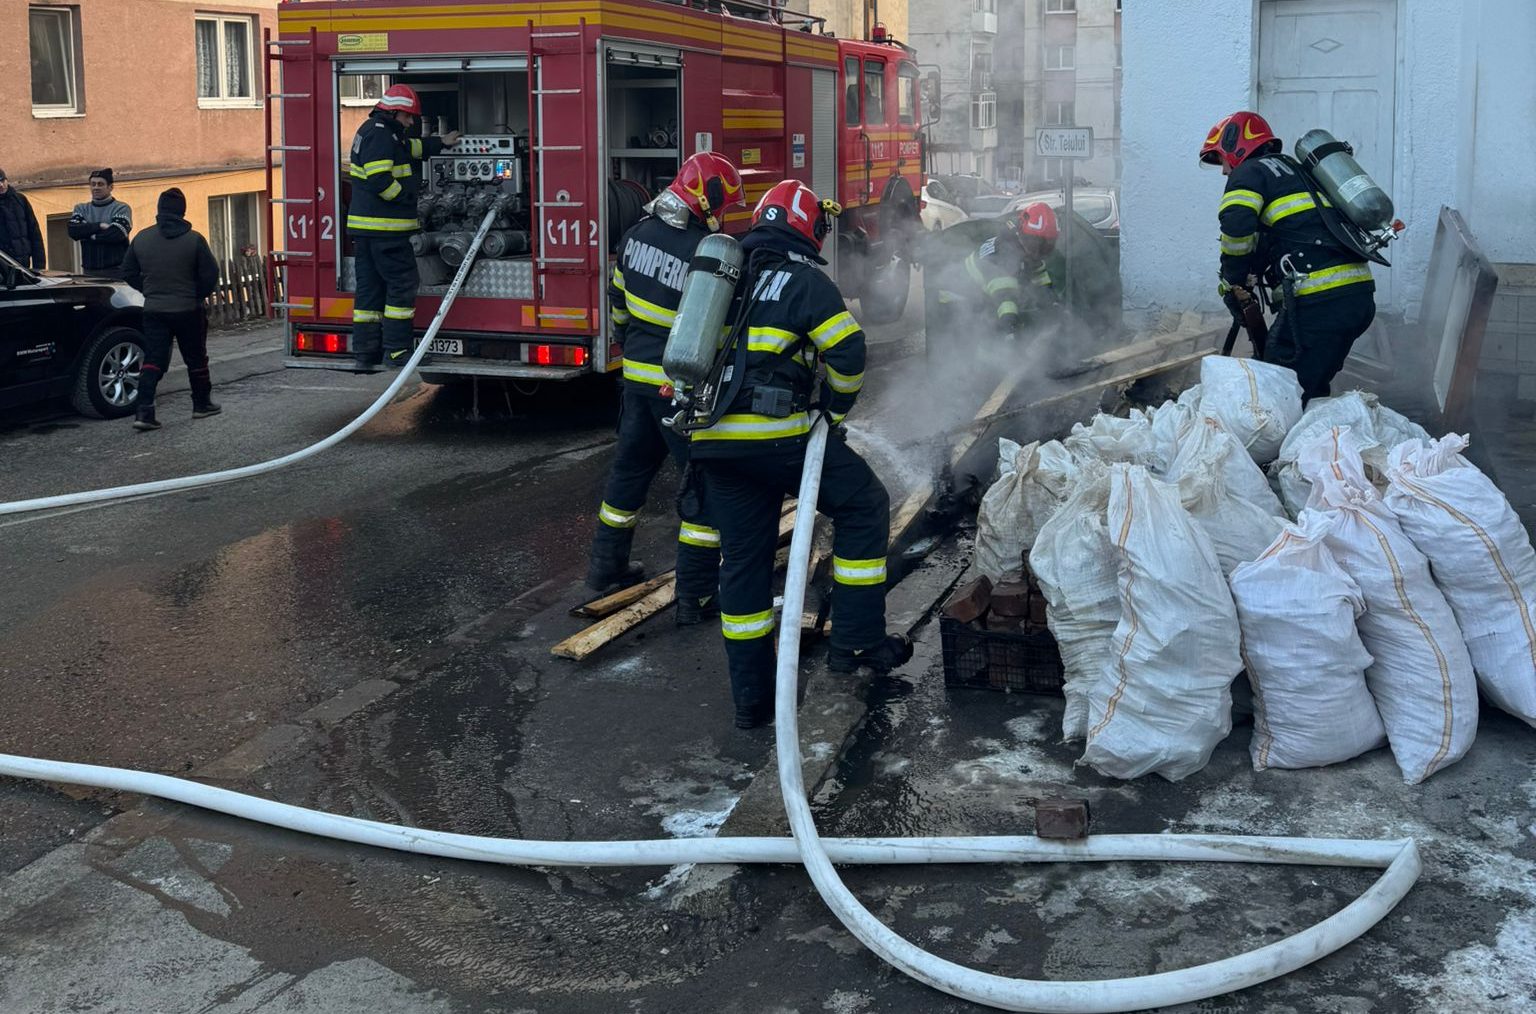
[525,20,594,337]
[263,27,322,317]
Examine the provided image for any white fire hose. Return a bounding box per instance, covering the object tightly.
[0,414,1420,1012]
[0,205,502,519]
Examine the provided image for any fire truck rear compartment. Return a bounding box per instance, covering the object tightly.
[315,63,679,378]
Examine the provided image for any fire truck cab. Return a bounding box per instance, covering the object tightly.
[271,0,923,382]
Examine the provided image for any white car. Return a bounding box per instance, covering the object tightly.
[1002,187,1120,239]
[920,178,969,232]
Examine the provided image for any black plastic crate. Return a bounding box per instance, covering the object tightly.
[940,616,1065,694]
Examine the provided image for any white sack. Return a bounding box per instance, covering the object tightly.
[1275,392,1432,515]
[1229,515,1386,770]
[975,438,1076,583]
[1170,415,1287,518]
[1197,357,1304,465]
[1031,463,1119,742]
[1080,465,1242,781]
[1299,427,1479,784]
[1063,411,1160,468]
[1385,434,1536,727]
[1144,399,1196,476]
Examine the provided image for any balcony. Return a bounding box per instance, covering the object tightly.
[971,11,997,33]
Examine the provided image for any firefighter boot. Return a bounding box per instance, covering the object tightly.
[827,633,914,675]
[132,405,161,432]
[675,594,720,628]
[586,560,646,596]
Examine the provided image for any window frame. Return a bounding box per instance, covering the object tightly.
[1046,0,1077,12]
[843,56,861,126]
[29,5,84,118]
[195,13,260,108]
[1046,100,1074,126]
[207,192,263,264]
[862,58,886,126]
[339,73,390,107]
[896,61,918,126]
[1045,44,1075,71]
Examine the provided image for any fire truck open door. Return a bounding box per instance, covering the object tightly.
[811,66,838,282]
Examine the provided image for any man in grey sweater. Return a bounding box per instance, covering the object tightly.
[121,188,222,431]
[68,168,132,279]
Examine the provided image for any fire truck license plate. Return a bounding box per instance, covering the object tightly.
[427,338,463,356]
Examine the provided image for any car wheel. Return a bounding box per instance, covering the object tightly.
[72,326,146,419]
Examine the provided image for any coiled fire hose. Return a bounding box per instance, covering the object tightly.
[0,205,502,518]
[0,414,1420,1012]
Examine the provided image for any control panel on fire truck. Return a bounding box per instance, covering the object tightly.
[428,134,527,193]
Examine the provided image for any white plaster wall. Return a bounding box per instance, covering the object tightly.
[1119,0,1255,322]
[1464,0,1536,266]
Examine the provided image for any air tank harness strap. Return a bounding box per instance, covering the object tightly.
[1300,139,1353,170]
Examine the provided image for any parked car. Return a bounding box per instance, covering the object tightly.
[1002,187,1121,240]
[920,176,969,231]
[929,173,1016,220]
[0,251,147,419]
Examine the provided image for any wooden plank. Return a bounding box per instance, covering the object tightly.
[551,504,802,660]
[1081,330,1202,370]
[568,573,674,619]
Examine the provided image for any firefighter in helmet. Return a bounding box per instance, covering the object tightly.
[933,202,1059,338]
[585,152,744,622]
[346,84,460,371]
[1203,110,1376,401]
[691,179,912,730]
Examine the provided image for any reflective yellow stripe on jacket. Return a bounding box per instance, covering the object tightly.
[1293,262,1373,297]
[808,311,858,352]
[1260,192,1333,227]
[1219,188,1264,214]
[621,359,669,386]
[691,412,812,442]
[624,291,677,329]
[346,215,419,232]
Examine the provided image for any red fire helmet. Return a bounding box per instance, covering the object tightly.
[750,179,842,252]
[1200,111,1279,171]
[376,84,422,116]
[666,152,744,231]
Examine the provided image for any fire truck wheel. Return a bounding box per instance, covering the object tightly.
[857,255,911,325]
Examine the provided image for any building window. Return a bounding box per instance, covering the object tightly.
[208,193,262,264]
[1046,0,1076,11]
[196,14,257,106]
[1046,45,1075,71]
[897,62,918,125]
[970,92,996,131]
[863,61,886,125]
[1046,100,1074,126]
[45,214,80,273]
[844,57,861,125]
[30,6,82,116]
[975,0,996,11]
[340,74,390,106]
[971,49,993,92]
[1116,0,1123,10]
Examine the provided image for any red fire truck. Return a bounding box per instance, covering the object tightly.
[268,0,925,383]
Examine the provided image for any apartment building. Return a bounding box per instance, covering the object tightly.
[908,0,998,179]
[996,0,1121,190]
[12,0,296,271]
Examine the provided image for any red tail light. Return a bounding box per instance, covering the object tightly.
[526,344,588,367]
[296,332,348,354]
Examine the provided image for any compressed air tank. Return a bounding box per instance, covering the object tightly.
[1294,129,1394,235]
[663,232,743,388]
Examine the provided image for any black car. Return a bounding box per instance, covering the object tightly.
[0,250,147,419]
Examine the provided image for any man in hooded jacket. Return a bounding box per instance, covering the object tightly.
[0,168,46,270]
[121,188,221,431]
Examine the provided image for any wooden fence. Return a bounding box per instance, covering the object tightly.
[206,255,272,329]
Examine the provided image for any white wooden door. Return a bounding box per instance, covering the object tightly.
[1259,0,1398,308]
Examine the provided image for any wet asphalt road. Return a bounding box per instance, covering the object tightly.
[3,305,1536,1013]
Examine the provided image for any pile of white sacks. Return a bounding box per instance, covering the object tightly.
[974,356,1536,784]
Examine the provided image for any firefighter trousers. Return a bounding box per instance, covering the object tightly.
[588,380,719,601]
[696,433,891,715]
[1264,288,1376,403]
[139,309,212,409]
[352,234,419,358]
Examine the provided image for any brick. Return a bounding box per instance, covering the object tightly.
[1481,329,1519,364]
[1028,591,1050,627]
[943,576,992,624]
[1035,798,1091,839]
[990,581,1031,617]
[985,611,1023,632]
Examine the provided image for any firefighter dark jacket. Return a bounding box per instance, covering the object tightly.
[690,230,867,457]
[346,110,443,236]
[608,214,711,387]
[1218,154,1375,302]
[934,235,1053,330]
